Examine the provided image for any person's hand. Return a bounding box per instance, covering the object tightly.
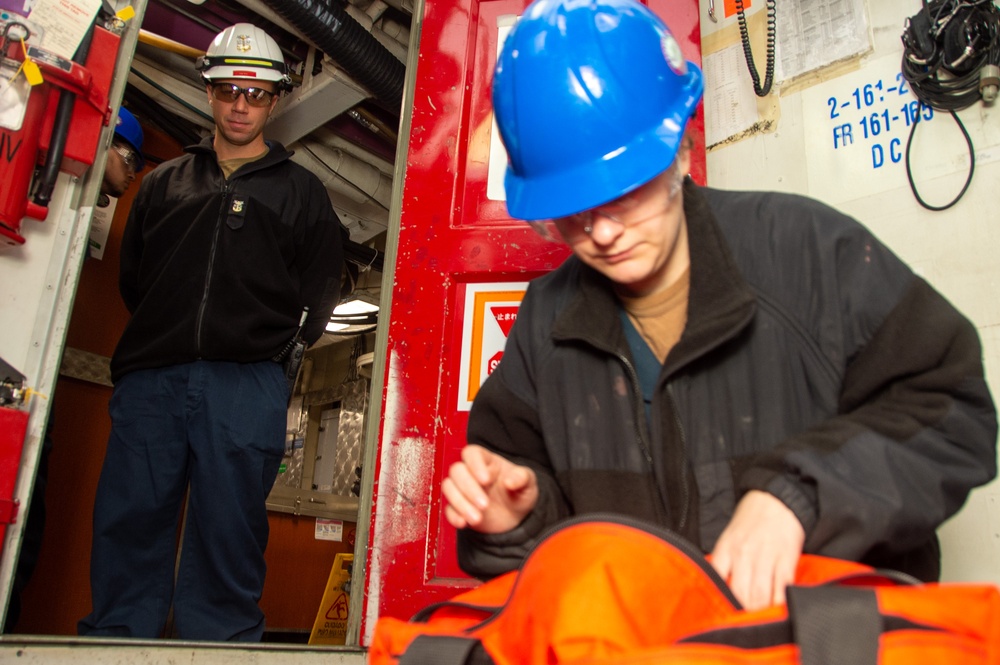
[710,490,805,611]
[442,444,539,534]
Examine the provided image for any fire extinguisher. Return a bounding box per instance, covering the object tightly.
[0,22,50,246]
[0,356,30,531]
[0,18,109,247]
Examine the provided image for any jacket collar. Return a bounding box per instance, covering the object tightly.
[186,136,294,173]
[553,179,757,374]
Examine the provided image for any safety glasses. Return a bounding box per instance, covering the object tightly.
[210,82,276,107]
[112,143,140,174]
[529,161,684,243]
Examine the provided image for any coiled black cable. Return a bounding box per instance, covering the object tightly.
[900,0,1000,210]
[904,108,975,211]
[735,0,776,97]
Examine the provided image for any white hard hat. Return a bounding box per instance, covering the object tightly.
[196,23,293,91]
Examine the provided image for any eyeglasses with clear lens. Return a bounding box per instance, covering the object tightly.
[556,193,644,238]
[527,219,564,242]
[113,144,140,173]
[210,82,276,107]
[529,163,684,244]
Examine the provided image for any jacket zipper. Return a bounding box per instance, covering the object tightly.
[615,348,654,466]
[195,178,231,354]
[608,339,691,534]
[613,347,675,519]
[665,383,691,532]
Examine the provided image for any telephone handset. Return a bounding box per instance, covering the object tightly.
[734,0,777,97]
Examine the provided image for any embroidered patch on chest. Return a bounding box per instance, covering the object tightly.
[226,194,248,230]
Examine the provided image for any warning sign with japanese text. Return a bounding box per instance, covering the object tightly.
[457,282,527,411]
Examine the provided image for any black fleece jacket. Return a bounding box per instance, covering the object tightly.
[459,181,997,581]
[111,137,345,382]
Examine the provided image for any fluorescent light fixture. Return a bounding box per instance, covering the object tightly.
[325,298,379,334]
[334,299,380,316]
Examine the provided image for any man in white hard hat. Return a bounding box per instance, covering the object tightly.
[79,23,346,641]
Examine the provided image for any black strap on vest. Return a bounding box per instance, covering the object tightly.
[402,584,885,664]
[787,585,882,665]
[400,634,494,665]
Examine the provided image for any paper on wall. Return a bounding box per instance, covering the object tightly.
[704,43,762,148]
[88,198,117,260]
[776,0,871,85]
[20,0,100,61]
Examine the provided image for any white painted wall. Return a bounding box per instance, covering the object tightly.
[703,0,1000,582]
[0,1,144,624]
[0,173,94,622]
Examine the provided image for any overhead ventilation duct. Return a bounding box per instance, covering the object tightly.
[264,0,406,113]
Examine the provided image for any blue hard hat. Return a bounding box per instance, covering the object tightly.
[113,107,145,170]
[493,0,704,220]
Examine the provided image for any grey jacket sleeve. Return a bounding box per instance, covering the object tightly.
[743,255,997,566]
[456,468,565,579]
[457,308,571,579]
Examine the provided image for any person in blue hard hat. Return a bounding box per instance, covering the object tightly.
[443,0,997,611]
[99,105,145,206]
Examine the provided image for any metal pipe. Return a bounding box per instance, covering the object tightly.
[138,29,205,59]
[263,0,405,113]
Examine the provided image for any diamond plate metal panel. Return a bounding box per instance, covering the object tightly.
[331,379,367,497]
[59,347,112,387]
[275,395,307,489]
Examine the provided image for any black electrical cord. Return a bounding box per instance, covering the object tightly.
[900,0,1000,210]
[904,107,975,211]
[735,0,776,97]
[901,1,1000,108]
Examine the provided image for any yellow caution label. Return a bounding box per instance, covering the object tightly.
[308,553,354,645]
[16,39,43,86]
[22,60,42,86]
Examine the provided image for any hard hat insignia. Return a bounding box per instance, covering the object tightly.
[660,33,687,76]
[236,34,252,52]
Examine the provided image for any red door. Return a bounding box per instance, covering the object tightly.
[362,0,704,642]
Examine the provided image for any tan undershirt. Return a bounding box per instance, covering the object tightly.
[218,147,269,179]
[618,267,691,364]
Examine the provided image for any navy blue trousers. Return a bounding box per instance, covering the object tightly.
[79,360,287,641]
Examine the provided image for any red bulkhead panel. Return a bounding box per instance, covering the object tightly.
[0,407,30,539]
[363,0,703,641]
